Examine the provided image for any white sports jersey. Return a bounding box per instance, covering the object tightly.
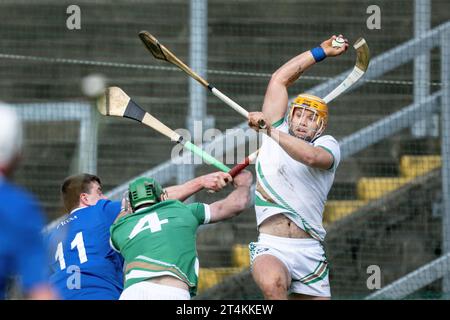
[255,119,340,241]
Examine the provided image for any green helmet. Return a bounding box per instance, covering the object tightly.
[128,177,164,211]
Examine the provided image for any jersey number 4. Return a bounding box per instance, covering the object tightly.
[129,212,168,240]
[55,232,88,270]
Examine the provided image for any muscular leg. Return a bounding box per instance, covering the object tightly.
[251,254,291,300]
[289,293,330,300]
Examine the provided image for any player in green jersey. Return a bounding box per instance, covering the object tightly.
[110,170,253,300]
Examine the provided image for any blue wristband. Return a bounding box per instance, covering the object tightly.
[310,46,327,62]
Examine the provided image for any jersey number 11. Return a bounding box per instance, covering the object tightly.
[55,232,88,270]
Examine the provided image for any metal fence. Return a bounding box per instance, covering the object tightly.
[1,0,450,299]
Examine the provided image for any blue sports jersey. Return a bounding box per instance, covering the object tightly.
[0,179,48,299]
[46,199,124,300]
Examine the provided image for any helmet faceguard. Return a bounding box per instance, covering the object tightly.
[128,177,164,211]
[288,94,328,141]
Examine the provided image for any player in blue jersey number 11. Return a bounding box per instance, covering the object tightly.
[46,169,245,300]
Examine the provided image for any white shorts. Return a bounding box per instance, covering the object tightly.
[119,281,191,300]
[249,233,330,297]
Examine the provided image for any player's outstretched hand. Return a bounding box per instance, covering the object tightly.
[233,170,253,188]
[321,34,349,57]
[248,112,271,134]
[202,171,232,192]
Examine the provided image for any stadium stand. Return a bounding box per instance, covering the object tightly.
[0,0,449,299]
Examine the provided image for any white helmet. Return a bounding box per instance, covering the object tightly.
[0,102,23,169]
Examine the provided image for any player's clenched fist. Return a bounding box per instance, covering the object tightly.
[201,171,232,192]
[320,34,349,57]
[248,112,271,133]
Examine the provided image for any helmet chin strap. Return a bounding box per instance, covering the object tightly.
[311,121,325,141]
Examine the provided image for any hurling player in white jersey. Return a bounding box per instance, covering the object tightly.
[247,35,349,300]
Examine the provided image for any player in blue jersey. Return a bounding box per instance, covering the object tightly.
[46,174,123,300]
[0,103,56,300]
[46,170,233,299]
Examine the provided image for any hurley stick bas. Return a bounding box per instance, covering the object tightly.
[138,31,266,129]
[97,86,254,177]
[322,37,370,103]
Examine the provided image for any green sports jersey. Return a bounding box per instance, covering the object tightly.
[110,199,210,297]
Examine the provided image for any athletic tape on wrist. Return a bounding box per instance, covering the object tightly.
[310,47,326,62]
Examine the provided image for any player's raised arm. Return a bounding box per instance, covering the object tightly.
[208,171,253,223]
[165,171,232,202]
[261,35,348,125]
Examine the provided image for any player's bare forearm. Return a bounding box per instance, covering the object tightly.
[272,51,317,88]
[166,171,232,201]
[209,171,253,222]
[165,178,203,202]
[209,186,251,223]
[262,35,348,124]
[269,129,333,170]
[262,51,316,123]
[270,34,349,90]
